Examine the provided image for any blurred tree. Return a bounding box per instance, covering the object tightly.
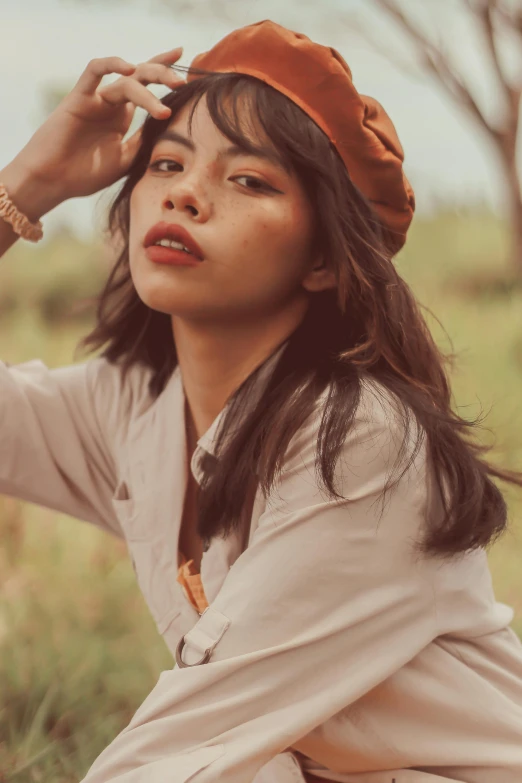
[358,0,522,277]
[59,0,522,274]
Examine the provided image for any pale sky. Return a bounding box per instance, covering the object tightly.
[1,0,520,242]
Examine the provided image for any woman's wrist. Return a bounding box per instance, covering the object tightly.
[0,159,65,223]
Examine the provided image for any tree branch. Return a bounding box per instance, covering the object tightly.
[466,0,522,152]
[371,0,500,139]
[475,0,507,91]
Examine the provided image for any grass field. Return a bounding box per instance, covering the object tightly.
[1,209,522,781]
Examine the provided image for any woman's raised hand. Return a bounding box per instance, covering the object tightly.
[12,47,185,201]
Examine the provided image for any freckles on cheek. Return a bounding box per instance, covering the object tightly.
[255,221,274,242]
[238,217,272,251]
[288,200,307,230]
[256,220,270,235]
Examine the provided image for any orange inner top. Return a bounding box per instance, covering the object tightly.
[176,551,209,615]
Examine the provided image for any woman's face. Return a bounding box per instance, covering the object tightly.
[129,93,334,327]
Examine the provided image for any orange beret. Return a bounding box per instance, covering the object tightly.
[187,19,415,253]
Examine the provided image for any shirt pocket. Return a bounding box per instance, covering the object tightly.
[111,479,179,630]
[110,479,153,541]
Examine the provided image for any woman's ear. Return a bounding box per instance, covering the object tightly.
[301,256,337,293]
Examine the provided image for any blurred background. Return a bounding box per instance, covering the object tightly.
[1,0,522,780]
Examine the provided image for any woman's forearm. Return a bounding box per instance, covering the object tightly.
[0,162,64,258]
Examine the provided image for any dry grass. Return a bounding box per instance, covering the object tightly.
[1,209,521,780]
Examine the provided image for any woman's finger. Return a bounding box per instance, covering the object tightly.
[99,76,171,120]
[75,56,137,96]
[130,61,184,90]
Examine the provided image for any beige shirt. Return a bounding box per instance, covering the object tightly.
[1,343,522,783]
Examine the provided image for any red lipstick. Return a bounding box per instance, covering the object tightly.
[145,246,202,266]
[143,221,205,263]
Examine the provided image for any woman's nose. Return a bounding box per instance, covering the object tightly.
[163,168,212,220]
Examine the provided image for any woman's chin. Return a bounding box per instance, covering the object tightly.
[132,273,194,310]
[136,287,213,319]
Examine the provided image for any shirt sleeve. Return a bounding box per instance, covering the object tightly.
[79,380,440,783]
[0,355,131,537]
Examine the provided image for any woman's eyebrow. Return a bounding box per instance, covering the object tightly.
[153,129,290,173]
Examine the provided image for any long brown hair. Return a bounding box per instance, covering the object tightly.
[76,66,522,559]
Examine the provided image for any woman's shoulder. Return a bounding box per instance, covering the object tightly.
[87,355,157,407]
[275,371,427,505]
[85,355,162,443]
[301,372,421,448]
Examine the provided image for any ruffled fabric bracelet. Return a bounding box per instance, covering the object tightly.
[0,183,44,243]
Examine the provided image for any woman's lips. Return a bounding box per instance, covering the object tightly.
[143,221,205,259]
[145,246,203,266]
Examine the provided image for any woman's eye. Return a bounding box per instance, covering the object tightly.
[233,175,272,192]
[148,159,182,173]
[147,160,274,192]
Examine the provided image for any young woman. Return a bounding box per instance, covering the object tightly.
[0,19,521,783]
